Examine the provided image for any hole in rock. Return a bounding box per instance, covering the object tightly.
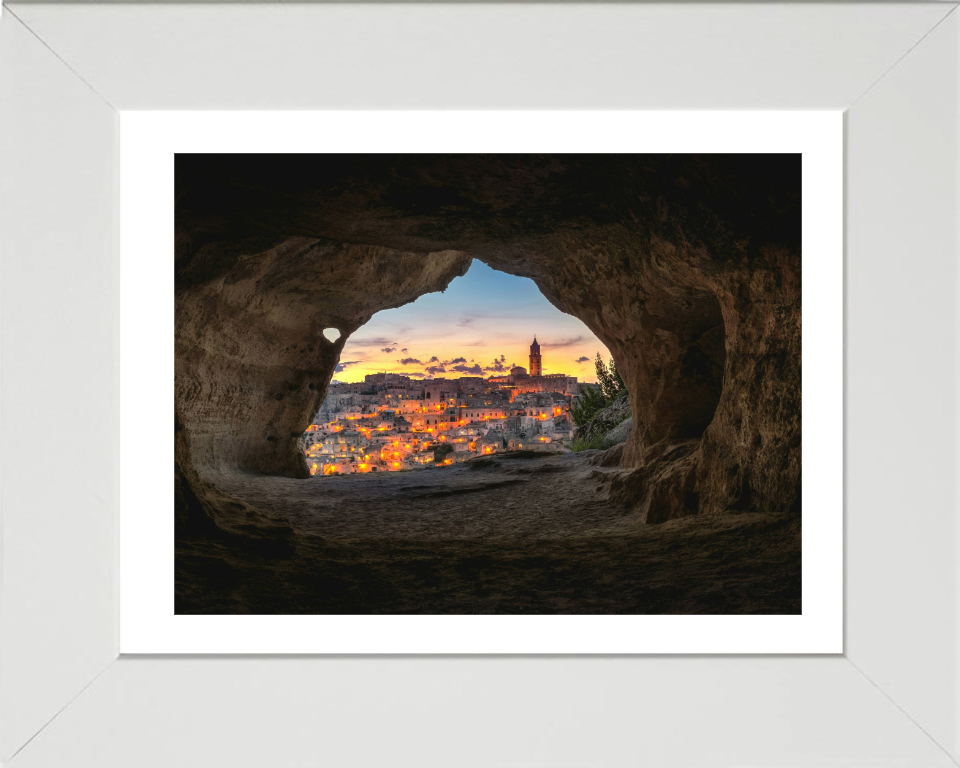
[650,288,728,442]
[322,327,341,343]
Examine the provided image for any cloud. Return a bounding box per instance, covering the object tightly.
[348,337,395,348]
[449,357,467,364]
[427,356,440,363]
[575,356,590,363]
[458,317,475,326]
[334,361,362,372]
[542,336,587,349]
[381,347,397,354]
[451,364,483,375]
[425,364,447,375]
[401,348,408,353]
[483,359,509,373]
[398,358,422,365]
[407,372,427,378]
[500,355,506,362]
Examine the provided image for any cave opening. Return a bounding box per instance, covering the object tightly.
[303,260,618,479]
[191,252,732,553]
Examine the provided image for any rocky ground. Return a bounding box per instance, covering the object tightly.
[176,450,801,615]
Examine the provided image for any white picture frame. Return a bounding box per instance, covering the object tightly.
[1,3,958,766]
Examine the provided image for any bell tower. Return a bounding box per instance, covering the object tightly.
[529,336,542,376]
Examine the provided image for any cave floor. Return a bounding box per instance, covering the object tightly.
[176,451,801,614]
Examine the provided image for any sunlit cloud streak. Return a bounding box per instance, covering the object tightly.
[545,336,587,348]
[348,337,395,348]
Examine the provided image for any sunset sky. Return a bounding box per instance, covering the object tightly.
[334,261,610,383]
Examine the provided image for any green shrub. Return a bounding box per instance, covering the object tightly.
[595,352,627,400]
[571,382,609,427]
[571,353,628,428]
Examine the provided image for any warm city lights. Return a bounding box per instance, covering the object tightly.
[302,336,579,474]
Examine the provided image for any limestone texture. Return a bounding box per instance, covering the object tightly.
[604,417,634,448]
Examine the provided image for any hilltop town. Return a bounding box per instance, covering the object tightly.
[304,337,590,475]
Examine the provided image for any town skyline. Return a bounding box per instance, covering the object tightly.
[332,261,610,384]
[310,335,584,476]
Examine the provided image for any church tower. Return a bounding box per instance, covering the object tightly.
[529,336,542,376]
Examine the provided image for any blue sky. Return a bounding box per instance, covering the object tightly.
[335,261,609,383]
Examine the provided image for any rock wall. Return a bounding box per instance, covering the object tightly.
[176,155,800,527]
[575,393,632,444]
[175,235,470,531]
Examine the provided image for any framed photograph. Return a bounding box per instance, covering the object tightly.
[121,111,840,655]
[2,3,958,766]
